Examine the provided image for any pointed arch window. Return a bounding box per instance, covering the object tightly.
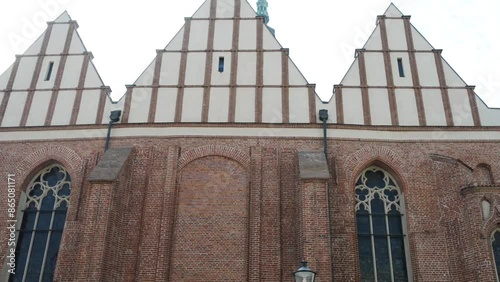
[355,166,410,281]
[10,164,71,282]
[491,230,500,281]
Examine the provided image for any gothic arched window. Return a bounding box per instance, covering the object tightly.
[491,230,500,281]
[10,164,71,282]
[355,166,410,281]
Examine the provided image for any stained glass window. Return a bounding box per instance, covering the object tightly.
[10,164,71,282]
[492,230,500,281]
[355,166,409,282]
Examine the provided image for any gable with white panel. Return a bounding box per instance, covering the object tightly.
[0,11,119,128]
[331,3,500,127]
[0,2,498,131]
[125,0,320,125]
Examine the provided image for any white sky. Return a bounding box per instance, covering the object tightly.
[0,0,499,107]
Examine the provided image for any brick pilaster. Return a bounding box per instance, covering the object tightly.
[299,180,333,281]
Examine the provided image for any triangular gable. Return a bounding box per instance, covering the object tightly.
[0,11,102,89]
[410,25,433,50]
[383,3,404,17]
[240,0,257,17]
[84,61,106,88]
[363,25,382,50]
[339,22,382,86]
[23,32,46,55]
[339,58,360,86]
[192,0,212,18]
[0,11,115,128]
[13,11,89,56]
[217,0,236,18]
[54,11,72,22]
[164,27,185,51]
[332,3,500,127]
[192,0,258,19]
[68,30,88,54]
[263,25,282,49]
[442,58,466,87]
[0,65,13,90]
[476,95,500,126]
[135,0,287,85]
[288,57,308,86]
[134,59,155,86]
[126,0,320,124]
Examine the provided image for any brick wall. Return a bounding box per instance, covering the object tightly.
[170,156,248,281]
[0,135,499,281]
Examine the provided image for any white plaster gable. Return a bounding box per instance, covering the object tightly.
[84,61,106,88]
[263,25,281,49]
[24,32,45,55]
[363,25,382,50]
[101,93,125,124]
[316,95,336,123]
[54,11,72,23]
[411,25,433,50]
[339,58,360,86]
[13,11,88,56]
[126,0,317,125]
[288,57,308,85]
[16,11,79,56]
[383,3,404,17]
[46,23,70,54]
[9,13,106,90]
[0,65,13,89]
[477,96,500,126]
[192,0,258,19]
[216,0,236,18]
[68,31,88,54]
[240,0,257,17]
[192,0,211,18]
[333,3,500,127]
[134,59,155,86]
[0,11,111,128]
[442,58,467,87]
[164,27,185,51]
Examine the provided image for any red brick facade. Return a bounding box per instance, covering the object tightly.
[0,131,499,281]
[1,2,500,281]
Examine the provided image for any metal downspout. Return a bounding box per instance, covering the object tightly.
[319,109,334,282]
[104,110,122,151]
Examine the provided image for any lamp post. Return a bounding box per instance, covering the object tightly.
[293,261,316,282]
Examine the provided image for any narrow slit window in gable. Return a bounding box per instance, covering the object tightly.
[218,57,224,73]
[45,61,54,81]
[397,58,405,77]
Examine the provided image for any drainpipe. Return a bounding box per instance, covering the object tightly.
[319,110,328,157]
[104,110,122,152]
[319,109,334,282]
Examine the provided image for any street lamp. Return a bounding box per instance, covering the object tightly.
[293,260,316,282]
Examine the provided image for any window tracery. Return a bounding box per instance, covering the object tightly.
[10,164,71,282]
[355,166,409,282]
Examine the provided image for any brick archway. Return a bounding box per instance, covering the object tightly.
[16,145,85,190]
[344,145,406,190]
[15,145,86,222]
[177,145,250,170]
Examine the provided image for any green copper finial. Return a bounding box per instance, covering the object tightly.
[257,0,269,24]
[257,0,275,36]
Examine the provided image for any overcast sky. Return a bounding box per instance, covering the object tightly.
[0,0,498,107]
